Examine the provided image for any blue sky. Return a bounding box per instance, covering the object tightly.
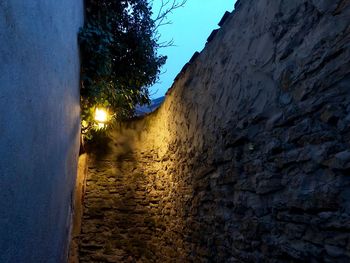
[150,0,236,99]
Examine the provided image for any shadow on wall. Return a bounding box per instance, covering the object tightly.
[85,132,113,160]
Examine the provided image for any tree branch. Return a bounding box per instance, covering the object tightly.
[151,0,187,48]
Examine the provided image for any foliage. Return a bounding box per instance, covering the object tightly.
[79,0,167,137]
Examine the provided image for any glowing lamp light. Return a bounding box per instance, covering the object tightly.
[94,108,109,128]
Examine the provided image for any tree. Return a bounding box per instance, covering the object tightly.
[80,0,186,137]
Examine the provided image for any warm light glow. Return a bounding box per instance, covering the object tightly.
[95,108,108,123]
[97,122,105,129]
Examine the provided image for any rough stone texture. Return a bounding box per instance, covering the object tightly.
[79,0,350,262]
[0,1,83,262]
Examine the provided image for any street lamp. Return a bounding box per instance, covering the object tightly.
[94,107,109,128]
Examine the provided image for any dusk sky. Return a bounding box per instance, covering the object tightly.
[150,0,236,99]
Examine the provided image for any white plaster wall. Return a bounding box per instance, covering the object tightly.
[0,0,83,262]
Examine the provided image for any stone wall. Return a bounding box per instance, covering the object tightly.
[0,1,83,262]
[79,0,350,262]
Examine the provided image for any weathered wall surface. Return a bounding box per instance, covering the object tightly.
[0,1,83,262]
[79,0,350,262]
